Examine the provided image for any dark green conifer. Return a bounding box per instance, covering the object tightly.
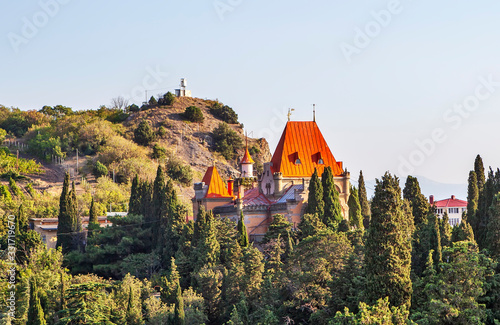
[298,213,327,240]
[322,166,343,229]
[439,211,452,247]
[57,173,73,253]
[173,282,185,325]
[358,171,371,228]
[128,174,142,215]
[486,194,500,258]
[27,278,46,325]
[365,172,413,310]
[237,211,249,248]
[403,175,430,228]
[87,197,99,238]
[348,185,364,230]
[467,170,479,223]
[475,154,485,193]
[452,220,475,243]
[305,168,324,218]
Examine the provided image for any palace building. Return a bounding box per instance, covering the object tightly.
[193,120,350,241]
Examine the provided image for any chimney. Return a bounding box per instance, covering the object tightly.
[429,195,434,205]
[237,180,245,199]
[451,195,455,200]
[227,178,234,196]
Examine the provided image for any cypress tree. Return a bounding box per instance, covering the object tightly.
[403,175,430,229]
[27,278,46,325]
[474,155,485,193]
[163,178,185,265]
[467,170,479,223]
[439,211,452,247]
[57,173,72,253]
[140,180,153,224]
[358,171,371,228]
[194,209,220,271]
[87,197,99,238]
[423,212,442,267]
[322,166,343,229]
[152,166,167,247]
[451,220,475,243]
[305,168,324,218]
[89,197,97,225]
[348,185,363,230]
[70,181,82,250]
[486,194,500,258]
[173,283,185,325]
[237,211,249,248]
[365,172,413,310]
[126,286,134,325]
[128,174,142,215]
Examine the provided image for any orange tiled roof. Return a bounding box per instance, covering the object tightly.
[240,147,255,164]
[201,166,233,198]
[271,121,344,177]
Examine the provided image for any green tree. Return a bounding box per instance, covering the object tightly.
[452,220,475,243]
[263,214,293,243]
[183,106,204,123]
[237,211,249,248]
[365,172,413,310]
[87,197,99,238]
[27,278,46,325]
[348,185,363,230]
[209,102,239,124]
[467,170,479,225]
[173,284,185,325]
[358,171,371,228]
[331,297,410,325]
[57,173,73,253]
[322,166,343,229]
[305,168,325,218]
[475,154,486,193]
[159,91,176,106]
[148,96,158,107]
[402,175,430,228]
[212,122,243,160]
[439,211,452,247]
[128,175,142,215]
[298,213,327,239]
[486,193,500,258]
[412,241,491,325]
[93,161,108,178]
[134,120,155,146]
[193,208,220,271]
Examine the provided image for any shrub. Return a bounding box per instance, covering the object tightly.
[209,102,238,124]
[109,157,157,184]
[26,127,65,162]
[152,144,167,160]
[183,106,204,123]
[134,120,155,146]
[98,135,148,166]
[9,177,22,197]
[158,126,167,138]
[148,96,158,107]
[212,122,243,160]
[94,161,108,178]
[158,92,176,106]
[166,156,193,187]
[0,184,12,202]
[128,104,140,112]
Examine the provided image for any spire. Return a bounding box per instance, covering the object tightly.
[313,104,316,122]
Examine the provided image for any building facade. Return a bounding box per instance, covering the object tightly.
[193,120,350,241]
[430,195,467,227]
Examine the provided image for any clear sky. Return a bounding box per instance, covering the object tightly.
[2,0,500,185]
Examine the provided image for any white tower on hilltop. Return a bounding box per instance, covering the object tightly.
[175,78,192,97]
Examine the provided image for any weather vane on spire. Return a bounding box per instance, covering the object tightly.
[287,108,295,121]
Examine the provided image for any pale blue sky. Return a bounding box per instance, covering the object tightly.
[2,0,500,186]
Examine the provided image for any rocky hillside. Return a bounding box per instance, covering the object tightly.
[125,96,271,182]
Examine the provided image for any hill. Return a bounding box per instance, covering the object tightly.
[0,96,271,216]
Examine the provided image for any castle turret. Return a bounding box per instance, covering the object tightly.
[240,139,255,178]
